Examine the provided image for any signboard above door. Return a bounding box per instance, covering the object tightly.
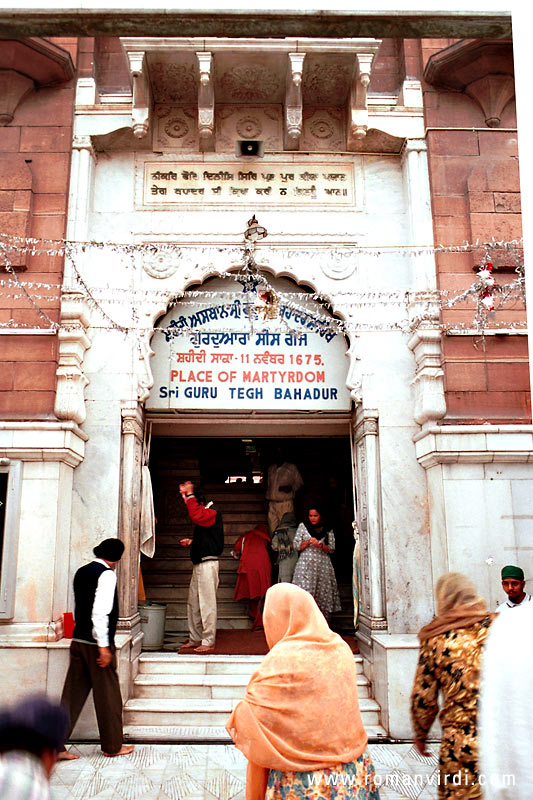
[147,276,351,412]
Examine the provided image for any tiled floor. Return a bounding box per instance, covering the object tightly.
[51,742,440,800]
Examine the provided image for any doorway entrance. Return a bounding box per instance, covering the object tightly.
[142,434,356,652]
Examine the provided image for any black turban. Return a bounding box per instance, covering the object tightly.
[93,538,125,561]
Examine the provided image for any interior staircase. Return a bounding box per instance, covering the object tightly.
[123,652,387,742]
[143,483,268,642]
[143,481,356,642]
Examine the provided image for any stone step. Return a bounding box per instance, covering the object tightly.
[160,600,249,616]
[138,653,364,675]
[166,616,250,632]
[146,585,238,600]
[133,672,370,701]
[148,536,261,555]
[144,570,242,586]
[123,696,381,727]
[142,557,241,573]
[123,722,389,743]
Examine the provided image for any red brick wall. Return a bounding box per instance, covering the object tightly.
[370,39,401,94]
[94,38,130,94]
[0,37,78,419]
[419,38,529,423]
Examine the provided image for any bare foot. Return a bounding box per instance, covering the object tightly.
[193,644,215,654]
[57,751,80,761]
[102,744,135,757]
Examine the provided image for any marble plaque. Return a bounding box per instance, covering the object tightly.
[142,162,355,207]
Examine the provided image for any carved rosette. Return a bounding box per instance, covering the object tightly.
[54,291,91,425]
[153,106,197,151]
[216,105,282,152]
[140,250,181,279]
[320,249,358,280]
[302,108,343,152]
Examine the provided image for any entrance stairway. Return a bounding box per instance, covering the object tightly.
[123,653,387,742]
[137,445,384,739]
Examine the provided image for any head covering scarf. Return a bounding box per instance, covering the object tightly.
[501,565,524,581]
[303,506,328,539]
[418,572,493,643]
[226,583,368,800]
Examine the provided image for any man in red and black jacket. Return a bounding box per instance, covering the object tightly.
[178,481,224,654]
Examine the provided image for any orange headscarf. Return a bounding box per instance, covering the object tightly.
[226,583,368,800]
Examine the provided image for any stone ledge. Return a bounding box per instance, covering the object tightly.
[414,425,533,469]
[0,421,88,467]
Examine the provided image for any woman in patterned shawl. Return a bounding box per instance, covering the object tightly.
[410,572,495,799]
[292,506,341,623]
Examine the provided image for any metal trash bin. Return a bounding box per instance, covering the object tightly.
[139,603,167,651]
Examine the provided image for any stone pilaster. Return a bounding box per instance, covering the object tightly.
[352,408,387,643]
[117,403,144,636]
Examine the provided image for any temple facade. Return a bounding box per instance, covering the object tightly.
[0,30,529,740]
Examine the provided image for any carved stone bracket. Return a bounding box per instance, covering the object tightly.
[424,40,515,129]
[196,52,215,151]
[54,291,91,425]
[407,328,446,426]
[347,51,378,149]
[0,38,74,125]
[0,70,33,126]
[284,52,305,150]
[465,74,515,128]
[127,51,152,138]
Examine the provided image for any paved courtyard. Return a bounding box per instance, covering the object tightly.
[51,742,440,800]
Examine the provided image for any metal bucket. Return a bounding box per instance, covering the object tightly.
[139,603,167,650]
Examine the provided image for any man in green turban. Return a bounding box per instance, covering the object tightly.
[497,565,531,612]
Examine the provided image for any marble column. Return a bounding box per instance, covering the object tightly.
[352,408,387,646]
[117,402,144,637]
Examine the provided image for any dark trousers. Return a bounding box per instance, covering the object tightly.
[61,640,123,754]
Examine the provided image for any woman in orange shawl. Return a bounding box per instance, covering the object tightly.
[226,583,380,800]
